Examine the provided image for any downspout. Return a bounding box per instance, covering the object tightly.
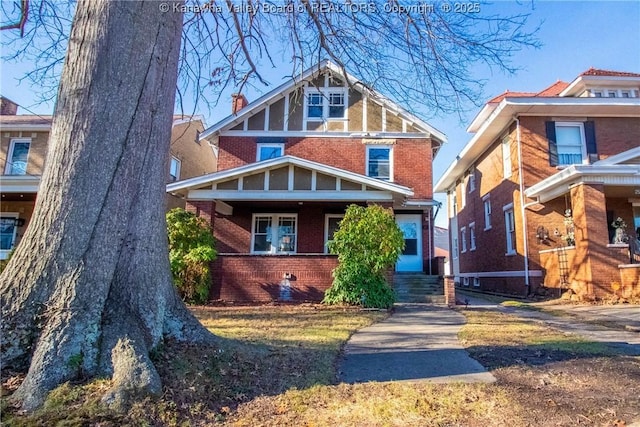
[515,117,531,295]
[427,209,433,275]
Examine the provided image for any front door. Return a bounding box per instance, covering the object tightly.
[395,214,423,272]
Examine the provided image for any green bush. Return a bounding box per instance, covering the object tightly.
[166,208,217,304]
[323,204,404,309]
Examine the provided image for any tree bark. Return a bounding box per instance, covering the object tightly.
[0,0,214,412]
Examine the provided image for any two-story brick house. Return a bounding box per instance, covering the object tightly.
[0,96,217,260]
[167,61,447,302]
[435,69,640,300]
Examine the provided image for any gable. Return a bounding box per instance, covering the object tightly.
[200,61,446,143]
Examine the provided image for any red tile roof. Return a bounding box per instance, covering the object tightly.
[535,80,570,97]
[580,67,640,77]
[487,90,536,104]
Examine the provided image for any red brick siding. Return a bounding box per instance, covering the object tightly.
[211,255,338,302]
[619,266,640,300]
[217,136,433,199]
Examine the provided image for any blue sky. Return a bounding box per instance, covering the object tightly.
[2,1,639,227]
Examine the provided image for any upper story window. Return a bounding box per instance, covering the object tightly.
[5,139,31,175]
[257,143,284,161]
[468,170,476,193]
[460,179,466,208]
[252,214,297,254]
[460,226,467,253]
[469,222,476,251]
[555,122,586,165]
[366,145,392,180]
[591,88,637,98]
[483,194,492,230]
[502,135,512,179]
[169,156,181,182]
[304,88,347,121]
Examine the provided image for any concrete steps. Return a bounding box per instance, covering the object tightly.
[393,274,445,304]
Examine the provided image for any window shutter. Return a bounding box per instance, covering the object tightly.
[545,121,558,166]
[584,121,598,163]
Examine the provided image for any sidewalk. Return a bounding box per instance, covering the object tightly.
[338,303,496,384]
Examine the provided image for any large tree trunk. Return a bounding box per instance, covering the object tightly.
[0,0,214,411]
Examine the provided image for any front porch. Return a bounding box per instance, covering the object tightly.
[527,149,640,299]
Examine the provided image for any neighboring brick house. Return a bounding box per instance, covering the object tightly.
[167,60,447,302]
[434,69,640,299]
[0,96,216,260]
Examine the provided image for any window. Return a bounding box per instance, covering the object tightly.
[473,277,480,287]
[452,192,458,216]
[5,139,30,175]
[328,93,345,118]
[252,214,297,254]
[324,214,344,253]
[257,143,284,161]
[367,146,392,180]
[463,277,469,287]
[307,93,323,118]
[483,194,492,230]
[468,170,476,193]
[502,135,512,179]
[469,222,476,251]
[555,122,585,165]
[460,227,467,253]
[504,204,516,255]
[0,213,19,260]
[452,237,459,259]
[169,156,181,182]
[305,90,347,120]
[460,180,466,208]
[593,91,603,97]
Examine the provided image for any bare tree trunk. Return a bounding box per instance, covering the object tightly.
[0,0,214,411]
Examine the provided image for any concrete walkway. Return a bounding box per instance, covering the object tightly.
[338,303,495,384]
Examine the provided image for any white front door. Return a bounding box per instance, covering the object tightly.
[395,214,423,272]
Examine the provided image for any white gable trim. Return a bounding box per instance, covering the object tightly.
[166,155,414,196]
[594,146,640,165]
[199,60,446,142]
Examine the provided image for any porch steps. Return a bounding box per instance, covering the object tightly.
[393,274,445,304]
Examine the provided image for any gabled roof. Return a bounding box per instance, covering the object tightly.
[580,67,640,77]
[535,80,570,97]
[167,156,414,199]
[199,60,446,143]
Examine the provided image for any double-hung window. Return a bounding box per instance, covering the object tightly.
[555,122,585,165]
[5,139,31,175]
[367,146,392,180]
[483,194,492,230]
[305,89,347,121]
[460,227,467,253]
[469,222,476,251]
[252,214,297,254]
[504,204,516,255]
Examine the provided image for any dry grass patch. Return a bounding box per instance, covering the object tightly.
[229,382,517,427]
[459,307,640,426]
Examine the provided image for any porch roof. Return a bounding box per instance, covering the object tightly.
[0,175,41,193]
[166,155,414,205]
[525,149,640,203]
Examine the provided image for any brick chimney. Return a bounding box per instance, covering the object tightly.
[231,93,248,114]
[1,97,18,115]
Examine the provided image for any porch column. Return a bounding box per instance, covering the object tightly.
[185,200,216,232]
[570,183,610,298]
